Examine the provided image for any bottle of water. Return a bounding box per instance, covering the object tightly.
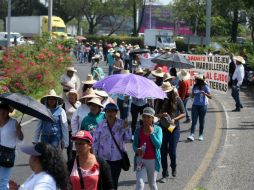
[136,143,147,171]
[200,91,204,103]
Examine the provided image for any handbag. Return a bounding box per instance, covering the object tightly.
[107,123,130,171]
[0,144,15,168]
[160,116,176,133]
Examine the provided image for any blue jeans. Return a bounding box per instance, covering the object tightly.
[117,98,129,120]
[231,85,242,109]
[108,65,113,76]
[190,105,207,135]
[0,166,12,190]
[183,97,190,120]
[79,52,84,63]
[160,127,180,177]
[41,134,60,148]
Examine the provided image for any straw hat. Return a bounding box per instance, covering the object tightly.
[92,54,101,60]
[108,48,115,53]
[234,56,245,64]
[135,67,144,74]
[66,89,79,99]
[66,66,77,72]
[115,52,121,58]
[87,98,104,108]
[151,67,165,78]
[41,89,63,105]
[134,45,140,49]
[164,47,171,51]
[112,42,117,47]
[82,74,97,84]
[79,88,99,102]
[94,90,108,98]
[163,73,174,82]
[195,74,205,81]
[121,70,130,74]
[161,82,174,93]
[177,70,190,81]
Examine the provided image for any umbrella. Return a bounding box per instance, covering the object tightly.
[93,74,166,99]
[151,53,195,69]
[0,93,54,123]
[129,49,150,55]
[76,36,86,41]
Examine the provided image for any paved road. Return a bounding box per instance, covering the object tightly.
[12,62,252,190]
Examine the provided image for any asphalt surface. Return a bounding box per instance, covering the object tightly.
[10,61,254,190]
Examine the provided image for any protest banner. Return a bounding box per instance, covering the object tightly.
[182,54,230,94]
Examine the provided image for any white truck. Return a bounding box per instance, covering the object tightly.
[144,29,176,49]
[6,16,67,39]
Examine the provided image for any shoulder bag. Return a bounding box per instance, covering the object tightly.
[107,123,130,171]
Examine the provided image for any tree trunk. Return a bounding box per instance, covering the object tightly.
[88,22,95,35]
[77,18,81,35]
[231,9,238,43]
[132,0,138,36]
[251,27,254,43]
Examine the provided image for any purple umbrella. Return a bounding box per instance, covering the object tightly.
[93,74,166,99]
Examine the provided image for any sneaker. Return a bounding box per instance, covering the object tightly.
[187,134,195,141]
[198,135,204,141]
[160,177,169,183]
[183,119,191,123]
[172,169,177,177]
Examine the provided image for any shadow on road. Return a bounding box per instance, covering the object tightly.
[118,180,136,187]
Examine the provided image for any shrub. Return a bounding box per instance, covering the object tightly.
[1,36,73,98]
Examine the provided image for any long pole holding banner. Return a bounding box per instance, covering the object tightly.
[7,0,11,47]
[205,0,212,45]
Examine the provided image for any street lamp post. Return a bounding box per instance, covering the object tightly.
[48,0,53,35]
[205,0,211,45]
[149,0,152,29]
[7,0,11,47]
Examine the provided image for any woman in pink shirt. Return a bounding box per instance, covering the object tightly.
[68,130,114,190]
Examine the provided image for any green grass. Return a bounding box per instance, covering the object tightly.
[194,188,208,190]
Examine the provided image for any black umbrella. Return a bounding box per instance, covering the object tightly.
[129,49,150,55]
[0,93,54,123]
[151,53,195,69]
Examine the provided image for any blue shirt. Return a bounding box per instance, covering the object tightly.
[192,85,211,106]
[132,97,147,107]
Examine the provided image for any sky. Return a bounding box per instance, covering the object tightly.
[159,0,172,5]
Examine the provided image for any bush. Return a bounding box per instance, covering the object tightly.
[1,35,73,99]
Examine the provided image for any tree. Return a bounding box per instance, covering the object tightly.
[0,0,8,30]
[11,0,47,16]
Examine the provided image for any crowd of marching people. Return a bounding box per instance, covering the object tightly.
[0,41,247,190]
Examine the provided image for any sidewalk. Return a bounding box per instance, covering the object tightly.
[200,86,254,190]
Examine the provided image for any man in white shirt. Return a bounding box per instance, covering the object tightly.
[231,56,245,112]
[60,66,80,101]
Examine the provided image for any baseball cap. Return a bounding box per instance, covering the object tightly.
[20,145,42,156]
[71,130,94,144]
[142,107,155,118]
[104,103,119,111]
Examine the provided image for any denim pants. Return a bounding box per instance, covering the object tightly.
[135,159,158,190]
[183,97,190,120]
[160,127,180,177]
[107,160,122,190]
[190,105,207,135]
[131,103,148,134]
[0,166,12,190]
[117,98,129,120]
[79,52,84,63]
[231,86,242,109]
[41,134,60,148]
[108,65,113,76]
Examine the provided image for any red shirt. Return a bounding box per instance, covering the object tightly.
[178,80,190,100]
[139,128,156,159]
[70,160,99,190]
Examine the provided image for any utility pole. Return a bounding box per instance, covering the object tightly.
[205,0,211,45]
[48,0,53,35]
[149,0,152,29]
[7,0,11,47]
